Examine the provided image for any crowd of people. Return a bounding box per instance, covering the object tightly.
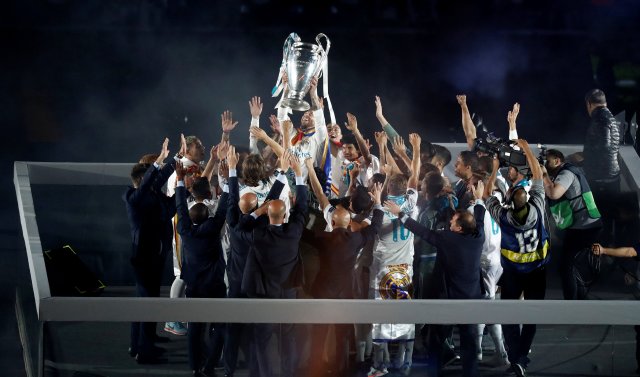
[123,80,626,377]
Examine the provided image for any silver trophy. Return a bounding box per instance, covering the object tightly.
[277,33,330,112]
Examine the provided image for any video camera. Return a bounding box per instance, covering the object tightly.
[471,115,527,170]
[537,143,547,166]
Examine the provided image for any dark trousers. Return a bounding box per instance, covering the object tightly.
[589,177,620,245]
[425,324,478,377]
[501,267,547,368]
[186,285,226,371]
[308,324,351,376]
[560,227,601,300]
[131,260,163,355]
[224,283,250,376]
[252,323,297,377]
[188,322,225,372]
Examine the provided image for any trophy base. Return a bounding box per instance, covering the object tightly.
[281,98,311,112]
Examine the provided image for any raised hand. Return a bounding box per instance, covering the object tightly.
[409,133,421,148]
[303,157,314,169]
[287,150,302,177]
[221,110,239,133]
[217,140,229,161]
[456,94,467,106]
[369,182,383,205]
[249,96,263,118]
[384,200,402,216]
[309,76,319,93]
[282,120,294,137]
[345,112,358,132]
[349,165,360,181]
[280,149,291,172]
[156,137,170,165]
[472,180,485,200]
[374,96,384,121]
[392,136,406,155]
[175,160,186,180]
[227,145,238,169]
[382,163,393,176]
[507,102,520,130]
[268,114,282,135]
[250,126,268,141]
[179,133,187,156]
[516,138,530,151]
[209,144,219,161]
[374,131,387,146]
[218,159,229,179]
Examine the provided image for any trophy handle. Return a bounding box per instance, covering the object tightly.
[273,33,301,97]
[315,33,331,57]
[283,32,300,63]
[314,33,331,78]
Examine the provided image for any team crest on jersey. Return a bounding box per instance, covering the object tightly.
[378,264,412,300]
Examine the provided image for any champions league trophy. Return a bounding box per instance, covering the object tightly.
[272,33,331,112]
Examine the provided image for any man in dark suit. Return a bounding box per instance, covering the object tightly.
[240,150,308,377]
[224,146,287,377]
[123,137,182,364]
[385,181,486,377]
[175,157,229,377]
[303,182,384,377]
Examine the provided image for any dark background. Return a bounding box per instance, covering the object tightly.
[2,1,640,375]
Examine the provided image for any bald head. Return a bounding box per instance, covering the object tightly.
[512,187,528,210]
[239,193,258,214]
[331,206,351,229]
[268,200,287,224]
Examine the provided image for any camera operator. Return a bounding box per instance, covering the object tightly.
[542,149,602,300]
[484,139,549,377]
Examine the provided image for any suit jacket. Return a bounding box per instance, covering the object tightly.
[176,185,228,296]
[226,174,285,295]
[305,207,384,299]
[403,204,485,299]
[123,161,176,268]
[241,182,308,299]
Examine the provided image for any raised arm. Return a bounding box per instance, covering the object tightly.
[152,137,178,190]
[174,161,192,235]
[375,95,413,155]
[221,110,238,143]
[248,96,263,154]
[250,126,284,157]
[201,143,219,182]
[360,183,384,244]
[456,94,476,150]
[345,112,372,165]
[374,131,388,167]
[389,137,410,175]
[507,102,520,140]
[385,199,440,246]
[516,139,542,180]
[407,133,421,189]
[289,152,308,218]
[282,119,293,152]
[483,157,500,200]
[305,157,330,210]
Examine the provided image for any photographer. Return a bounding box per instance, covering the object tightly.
[543,149,602,300]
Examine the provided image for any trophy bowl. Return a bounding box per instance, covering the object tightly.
[281,41,327,111]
